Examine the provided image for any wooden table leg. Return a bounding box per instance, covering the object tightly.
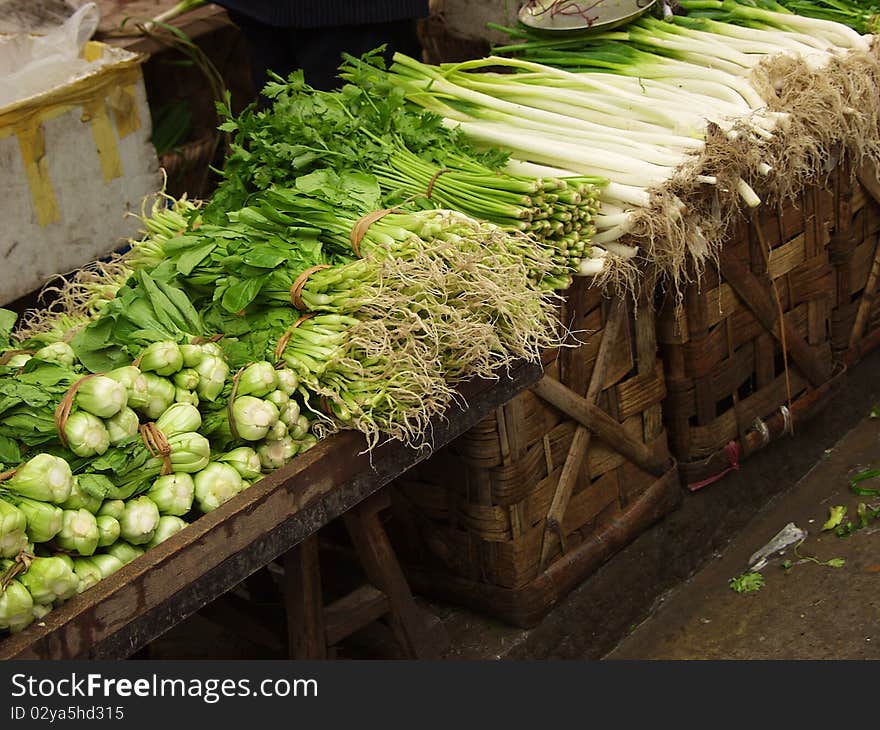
[343,491,439,659]
[283,534,326,659]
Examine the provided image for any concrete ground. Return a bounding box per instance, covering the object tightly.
[147,348,880,660]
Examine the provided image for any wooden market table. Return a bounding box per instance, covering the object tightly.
[0,362,542,659]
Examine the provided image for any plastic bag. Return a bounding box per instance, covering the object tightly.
[0,2,100,108]
[0,0,86,34]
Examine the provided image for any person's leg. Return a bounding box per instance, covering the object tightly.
[225,10,298,96]
[294,19,423,91]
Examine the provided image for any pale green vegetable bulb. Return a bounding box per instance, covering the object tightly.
[34,341,75,367]
[231,396,279,441]
[61,476,102,514]
[200,341,223,359]
[139,374,176,420]
[0,580,34,631]
[105,542,144,565]
[175,388,199,407]
[106,366,150,409]
[290,414,310,441]
[194,463,244,513]
[90,554,124,578]
[75,375,128,419]
[32,604,52,620]
[156,402,201,437]
[179,344,203,368]
[95,515,120,547]
[148,473,194,516]
[276,369,299,395]
[138,341,184,377]
[257,437,298,471]
[297,434,318,453]
[237,361,278,398]
[104,407,140,446]
[97,499,125,521]
[15,498,62,543]
[195,355,228,402]
[0,501,28,558]
[6,453,73,504]
[53,553,74,571]
[146,516,188,548]
[173,368,200,391]
[166,432,211,473]
[73,558,103,594]
[278,400,301,428]
[119,497,160,545]
[56,509,99,556]
[64,411,111,458]
[267,419,288,441]
[265,389,289,411]
[19,556,78,604]
[4,353,31,369]
[218,447,263,480]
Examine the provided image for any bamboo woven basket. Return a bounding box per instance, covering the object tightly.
[830,158,880,365]
[658,176,846,489]
[391,280,680,628]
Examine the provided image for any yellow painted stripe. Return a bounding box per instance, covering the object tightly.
[108,83,141,139]
[83,97,123,182]
[16,121,59,227]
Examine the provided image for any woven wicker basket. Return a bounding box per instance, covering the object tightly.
[659,177,846,488]
[391,280,680,627]
[830,159,880,365]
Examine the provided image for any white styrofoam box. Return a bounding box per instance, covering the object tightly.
[0,41,160,305]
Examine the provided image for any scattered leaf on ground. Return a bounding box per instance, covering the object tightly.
[730,572,764,594]
[823,505,847,531]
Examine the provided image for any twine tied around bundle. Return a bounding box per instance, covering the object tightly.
[54,374,101,448]
[274,314,315,365]
[0,550,35,591]
[139,422,173,475]
[289,265,331,311]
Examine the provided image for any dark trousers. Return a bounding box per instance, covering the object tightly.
[227,11,423,94]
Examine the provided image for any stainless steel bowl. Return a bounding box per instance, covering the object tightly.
[517,0,659,34]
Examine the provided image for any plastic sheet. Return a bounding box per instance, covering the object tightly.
[0,3,100,108]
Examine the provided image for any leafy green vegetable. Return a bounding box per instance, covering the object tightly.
[822,505,847,531]
[729,572,764,593]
